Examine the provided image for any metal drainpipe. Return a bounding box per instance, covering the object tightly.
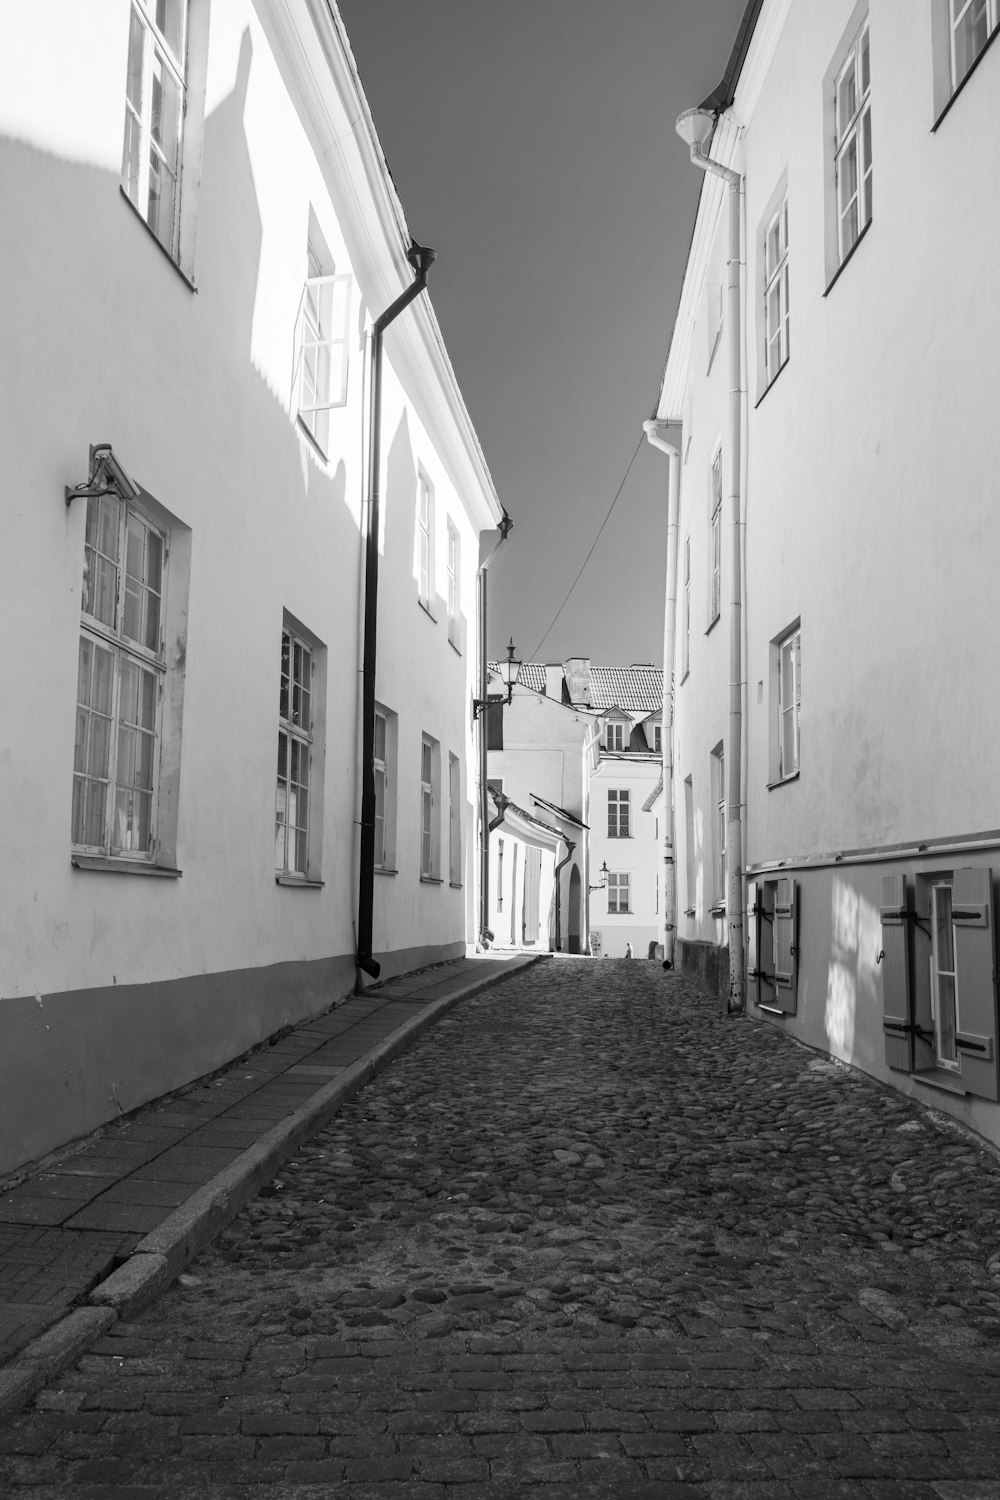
[552,838,575,952]
[477,516,514,949]
[679,121,746,1016]
[356,242,436,983]
[642,419,679,970]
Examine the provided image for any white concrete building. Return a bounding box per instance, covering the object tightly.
[0,0,504,1177]
[648,0,1000,1144]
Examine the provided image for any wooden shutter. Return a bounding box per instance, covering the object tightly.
[772,877,798,1014]
[523,847,542,945]
[747,880,762,1009]
[879,873,913,1072]
[953,866,1000,1101]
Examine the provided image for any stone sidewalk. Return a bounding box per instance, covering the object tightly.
[0,952,542,1416]
[4,956,1000,1496]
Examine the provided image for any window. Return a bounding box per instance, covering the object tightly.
[711,744,726,909]
[683,775,696,915]
[446,521,460,647]
[608,872,631,914]
[682,537,691,677]
[880,868,999,1099]
[420,734,441,879]
[294,232,351,455]
[950,0,998,89]
[747,878,799,1014]
[275,628,314,878]
[605,721,626,752]
[374,708,388,869]
[74,491,167,860]
[448,753,462,885]
[417,473,434,612]
[608,789,631,839]
[122,0,189,258]
[709,450,722,625]
[497,837,504,912]
[652,724,662,755]
[834,18,872,265]
[771,625,801,783]
[763,196,790,384]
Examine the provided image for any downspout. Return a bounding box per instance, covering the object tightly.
[552,838,576,952]
[676,111,746,1015]
[642,419,679,970]
[357,242,437,983]
[477,515,514,949]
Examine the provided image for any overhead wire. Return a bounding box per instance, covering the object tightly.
[527,433,645,662]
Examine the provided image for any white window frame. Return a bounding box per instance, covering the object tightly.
[712,744,726,909]
[420,734,440,879]
[122,0,189,260]
[950,0,999,88]
[75,492,168,862]
[605,720,626,752]
[775,626,802,781]
[709,449,722,625]
[834,18,873,265]
[608,788,631,839]
[275,628,314,879]
[929,881,962,1072]
[448,752,462,886]
[607,872,631,915]
[293,240,351,455]
[763,196,790,385]
[446,520,460,646]
[417,473,434,612]
[652,723,663,755]
[374,708,388,871]
[682,536,691,677]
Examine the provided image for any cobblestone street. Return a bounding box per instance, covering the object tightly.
[4,956,1000,1498]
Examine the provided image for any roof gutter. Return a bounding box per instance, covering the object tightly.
[356,241,437,983]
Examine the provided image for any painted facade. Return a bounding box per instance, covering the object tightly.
[0,0,503,1176]
[650,0,1000,1143]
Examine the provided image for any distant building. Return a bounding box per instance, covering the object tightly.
[0,1,504,1177]
[487,659,663,955]
[648,0,1000,1145]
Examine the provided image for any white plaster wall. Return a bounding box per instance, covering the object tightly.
[590,757,663,958]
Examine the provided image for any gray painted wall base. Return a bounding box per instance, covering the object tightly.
[676,937,730,1000]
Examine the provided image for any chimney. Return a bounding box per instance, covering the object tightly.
[563,657,591,706]
[545,663,563,700]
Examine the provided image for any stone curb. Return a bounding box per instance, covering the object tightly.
[0,954,544,1418]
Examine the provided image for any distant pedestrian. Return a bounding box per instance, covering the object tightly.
[624,942,633,959]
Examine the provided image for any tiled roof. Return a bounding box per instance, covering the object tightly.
[490,662,663,713]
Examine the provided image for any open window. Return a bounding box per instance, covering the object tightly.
[747,876,799,1014]
[293,225,351,455]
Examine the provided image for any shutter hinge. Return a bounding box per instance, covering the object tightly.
[883,1019,935,1042]
[956,1032,993,1058]
[953,905,989,926]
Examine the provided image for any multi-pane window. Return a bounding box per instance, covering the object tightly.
[777,627,802,779]
[418,475,434,609]
[709,450,722,624]
[374,709,388,869]
[605,721,626,752]
[608,872,631,914]
[834,19,873,263]
[951,0,998,87]
[712,745,726,907]
[122,0,189,258]
[275,630,312,876]
[682,536,691,676]
[763,197,790,383]
[652,724,663,755]
[608,789,630,839]
[420,735,435,877]
[294,241,351,453]
[446,521,460,644]
[74,493,166,858]
[930,882,960,1072]
[448,753,461,884]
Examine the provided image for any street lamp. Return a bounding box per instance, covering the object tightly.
[472,637,521,719]
[589,860,609,892]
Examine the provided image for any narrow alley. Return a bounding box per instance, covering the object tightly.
[3,958,1000,1497]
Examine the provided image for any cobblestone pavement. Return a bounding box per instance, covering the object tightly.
[4,957,1000,1499]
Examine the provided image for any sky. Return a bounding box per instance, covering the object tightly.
[338,0,749,668]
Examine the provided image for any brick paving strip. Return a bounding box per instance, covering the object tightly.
[0,953,543,1418]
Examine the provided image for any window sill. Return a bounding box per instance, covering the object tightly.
[680,669,690,686]
[705,614,720,636]
[824,219,872,298]
[420,874,444,884]
[418,600,437,623]
[120,188,197,291]
[450,881,463,890]
[375,865,398,877]
[912,1068,967,1097]
[275,875,324,889]
[710,903,726,917]
[448,635,462,656]
[933,24,1000,132]
[767,770,800,791]
[295,416,329,463]
[72,855,182,878]
[755,355,789,409]
[683,906,696,917]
